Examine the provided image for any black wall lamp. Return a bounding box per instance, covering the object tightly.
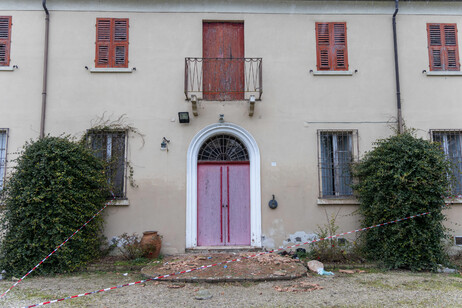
[178,112,190,123]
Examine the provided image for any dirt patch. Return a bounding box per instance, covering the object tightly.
[141,253,307,282]
[85,256,149,272]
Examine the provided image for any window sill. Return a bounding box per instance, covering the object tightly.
[0,65,16,71]
[317,198,360,205]
[445,198,462,205]
[311,70,354,76]
[109,199,130,206]
[425,71,462,76]
[89,67,135,73]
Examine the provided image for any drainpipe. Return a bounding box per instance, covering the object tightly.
[40,0,49,139]
[392,0,403,134]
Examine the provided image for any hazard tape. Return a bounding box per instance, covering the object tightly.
[21,211,430,308]
[0,192,117,299]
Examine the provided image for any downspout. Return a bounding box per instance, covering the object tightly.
[40,0,49,139]
[392,0,403,134]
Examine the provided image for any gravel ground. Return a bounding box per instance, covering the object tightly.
[1,270,462,307]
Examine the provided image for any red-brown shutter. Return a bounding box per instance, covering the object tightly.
[443,24,459,70]
[96,18,112,68]
[95,18,129,68]
[332,23,348,70]
[316,22,348,71]
[427,23,460,71]
[113,19,129,67]
[0,16,12,66]
[316,23,331,70]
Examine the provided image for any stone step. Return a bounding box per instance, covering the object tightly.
[185,246,263,254]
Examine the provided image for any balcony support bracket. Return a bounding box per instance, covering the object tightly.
[191,95,199,116]
[249,95,256,117]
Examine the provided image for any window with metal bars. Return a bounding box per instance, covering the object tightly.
[198,134,249,162]
[86,130,127,198]
[427,23,460,71]
[0,129,7,190]
[95,18,129,68]
[432,130,462,195]
[315,22,348,71]
[0,16,12,66]
[318,130,357,197]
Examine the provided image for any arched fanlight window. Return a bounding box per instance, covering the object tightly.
[198,134,249,161]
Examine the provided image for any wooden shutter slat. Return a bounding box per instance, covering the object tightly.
[97,19,111,42]
[333,23,345,44]
[447,48,458,68]
[0,43,6,64]
[430,48,443,69]
[0,17,10,39]
[317,23,330,45]
[444,24,457,46]
[96,44,110,65]
[335,48,346,68]
[114,19,128,42]
[428,24,442,46]
[319,48,330,69]
[114,43,128,67]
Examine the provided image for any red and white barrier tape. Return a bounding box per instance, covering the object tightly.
[0,193,116,299]
[22,211,430,308]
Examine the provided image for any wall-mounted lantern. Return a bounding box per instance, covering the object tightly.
[178,112,190,123]
[160,137,170,151]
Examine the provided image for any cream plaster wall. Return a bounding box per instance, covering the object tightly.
[1,1,462,253]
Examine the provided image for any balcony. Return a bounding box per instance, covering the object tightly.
[185,58,262,101]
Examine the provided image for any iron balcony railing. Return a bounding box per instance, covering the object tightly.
[185,57,262,101]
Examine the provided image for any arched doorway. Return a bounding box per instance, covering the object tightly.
[186,123,261,248]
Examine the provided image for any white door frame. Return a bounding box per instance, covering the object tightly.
[186,123,261,248]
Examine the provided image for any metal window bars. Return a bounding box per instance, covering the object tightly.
[0,129,8,190]
[431,129,462,196]
[317,130,358,198]
[86,130,127,198]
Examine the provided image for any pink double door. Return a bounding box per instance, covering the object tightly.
[197,163,250,246]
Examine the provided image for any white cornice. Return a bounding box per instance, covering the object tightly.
[1,0,462,15]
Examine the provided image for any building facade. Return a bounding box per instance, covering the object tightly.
[1,0,462,254]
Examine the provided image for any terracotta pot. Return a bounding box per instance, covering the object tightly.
[140,231,162,259]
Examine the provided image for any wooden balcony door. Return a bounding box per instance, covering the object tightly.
[203,22,245,101]
[197,163,250,246]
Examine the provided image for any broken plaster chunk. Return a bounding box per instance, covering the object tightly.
[307,260,335,276]
[307,260,324,273]
[195,289,213,300]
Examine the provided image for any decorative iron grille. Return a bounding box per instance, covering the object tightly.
[86,130,127,198]
[431,129,462,195]
[318,130,358,198]
[0,129,7,190]
[198,134,249,162]
[185,57,262,101]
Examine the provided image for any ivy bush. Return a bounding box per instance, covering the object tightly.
[0,136,108,277]
[353,132,451,271]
